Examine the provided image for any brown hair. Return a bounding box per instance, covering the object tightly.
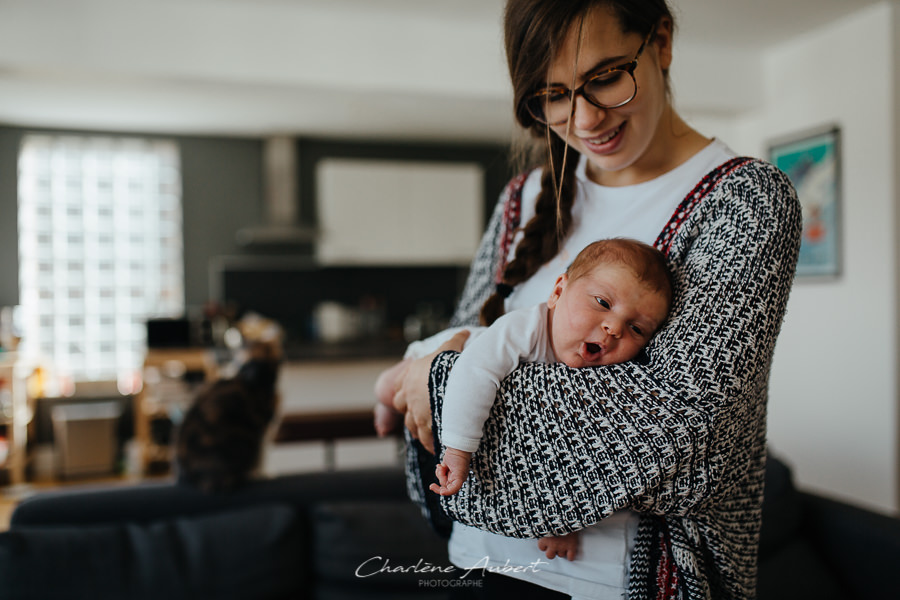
[567,238,673,311]
[480,0,675,326]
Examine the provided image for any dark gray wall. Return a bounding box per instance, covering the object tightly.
[0,128,22,308]
[178,136,263,306]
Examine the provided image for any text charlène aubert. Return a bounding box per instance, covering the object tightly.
[355,555,549,580]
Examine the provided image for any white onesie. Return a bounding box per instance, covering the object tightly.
[405,303,554,453]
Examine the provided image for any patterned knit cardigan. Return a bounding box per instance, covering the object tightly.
[404,157,802,599]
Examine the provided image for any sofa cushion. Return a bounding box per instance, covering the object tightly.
[756,537,844,600]
[312,500,454,598]
[759,454,803,558]
[0,503,305,600]
[801,491,900,600]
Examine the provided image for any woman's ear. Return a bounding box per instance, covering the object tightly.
[653,17,674,70]
[547,274,568,309]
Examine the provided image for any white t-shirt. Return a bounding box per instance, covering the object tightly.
[448,139,736,599]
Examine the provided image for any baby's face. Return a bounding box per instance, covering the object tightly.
[547,263,669,368]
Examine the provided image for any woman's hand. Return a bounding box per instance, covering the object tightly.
[392,329,470,454]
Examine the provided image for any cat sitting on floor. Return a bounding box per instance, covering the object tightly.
[175,341,281,493]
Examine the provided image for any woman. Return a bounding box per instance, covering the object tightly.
[393,1,801,598]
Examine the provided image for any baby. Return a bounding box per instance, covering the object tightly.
[375,238,673,560]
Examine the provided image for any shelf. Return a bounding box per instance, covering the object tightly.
[134,348,217,477]
[0,353,27,485]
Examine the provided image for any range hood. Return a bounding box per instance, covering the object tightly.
[235,136,318,247]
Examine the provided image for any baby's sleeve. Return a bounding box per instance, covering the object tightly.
[440,305,547,453]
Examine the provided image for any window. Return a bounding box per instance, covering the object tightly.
[17,134,184,389]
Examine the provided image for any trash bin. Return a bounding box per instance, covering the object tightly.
[51,401,121,478]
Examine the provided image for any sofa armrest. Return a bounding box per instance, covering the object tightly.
[800,492,900,600]
[2,503,305,600]
[12,466,408,527]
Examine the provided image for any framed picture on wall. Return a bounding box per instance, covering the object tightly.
[769,126,842,278]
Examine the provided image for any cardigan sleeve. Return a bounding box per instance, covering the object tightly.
[425,160,802,539]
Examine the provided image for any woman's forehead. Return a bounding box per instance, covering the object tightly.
[548,5,635,81]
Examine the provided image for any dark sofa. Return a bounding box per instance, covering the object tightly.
[3,456,898,599]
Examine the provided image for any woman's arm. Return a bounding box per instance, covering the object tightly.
[430,161,802,538]
[396,177,513,449]
[399,177,517,531]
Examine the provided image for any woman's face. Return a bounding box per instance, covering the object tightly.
[545,6,673,186]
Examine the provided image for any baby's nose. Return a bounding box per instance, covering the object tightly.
[603,319,622,338]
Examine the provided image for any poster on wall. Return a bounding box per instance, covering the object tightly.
[769,126,842,278]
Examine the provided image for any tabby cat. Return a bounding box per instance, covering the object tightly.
[175,342,280,492]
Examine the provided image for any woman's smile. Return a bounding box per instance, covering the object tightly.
[579,122,626,154]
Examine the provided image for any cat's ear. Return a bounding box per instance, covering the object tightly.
[246,339,283,363]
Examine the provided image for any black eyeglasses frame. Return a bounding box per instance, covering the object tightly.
[525,25,657,126]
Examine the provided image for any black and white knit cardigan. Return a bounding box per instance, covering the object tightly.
[404,157,802,600]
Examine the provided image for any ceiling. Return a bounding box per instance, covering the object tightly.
[0,0,885,142]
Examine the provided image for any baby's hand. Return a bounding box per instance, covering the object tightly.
[428,448,472,496]
[537,532,579,561]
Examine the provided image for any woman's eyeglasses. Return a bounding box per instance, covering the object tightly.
[525,26,656,126]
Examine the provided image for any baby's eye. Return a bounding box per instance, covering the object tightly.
[595,297,610,309]
[630,324,645,336]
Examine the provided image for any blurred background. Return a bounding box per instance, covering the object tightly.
[0,0,896,516]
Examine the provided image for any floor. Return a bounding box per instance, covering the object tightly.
[0,494,15,530]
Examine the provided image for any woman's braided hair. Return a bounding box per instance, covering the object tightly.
[480,134,577,325]
[481,0,674,326]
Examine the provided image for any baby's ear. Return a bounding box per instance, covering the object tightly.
[547,274,568,308]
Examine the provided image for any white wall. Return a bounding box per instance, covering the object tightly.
[894,0,900,516]
[727,2,898,513]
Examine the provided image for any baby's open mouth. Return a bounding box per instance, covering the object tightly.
[583,342,603,361]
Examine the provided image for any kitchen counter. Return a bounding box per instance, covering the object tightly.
[283,339,407,362]
[267,358,403,473]
[277,358,398,414]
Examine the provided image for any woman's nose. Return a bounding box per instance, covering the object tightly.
[571,95,607,131]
